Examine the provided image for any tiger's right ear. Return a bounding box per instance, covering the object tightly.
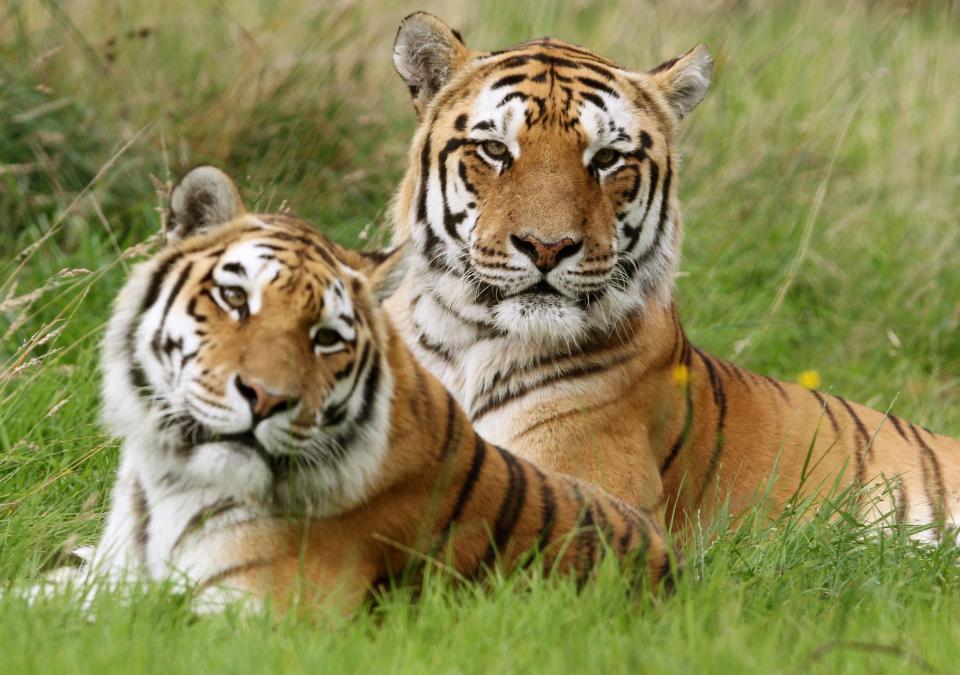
[166,166,245,244]
[393,12,471,120]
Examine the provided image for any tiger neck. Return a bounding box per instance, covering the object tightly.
[387,273,682,435]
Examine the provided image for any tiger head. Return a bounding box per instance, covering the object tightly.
[391,13,712,347]
[103,167,408,514]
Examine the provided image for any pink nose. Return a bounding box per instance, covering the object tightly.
[510,234,583,272]
[234,377,295,420]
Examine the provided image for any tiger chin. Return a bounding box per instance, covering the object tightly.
[385,13,960,540]
[29,167,677,614]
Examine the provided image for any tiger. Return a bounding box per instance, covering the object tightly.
[385,12,960,541]
[33,166,676,613]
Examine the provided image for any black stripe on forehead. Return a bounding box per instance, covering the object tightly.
[427,46,623,124]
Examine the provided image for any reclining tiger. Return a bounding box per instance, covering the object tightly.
[31,166,674,612]
[385,12,960,541]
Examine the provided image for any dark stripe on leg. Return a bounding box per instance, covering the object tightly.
[478,446,528,569]
[438,433,488,537]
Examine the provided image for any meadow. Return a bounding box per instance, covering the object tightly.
[1,1,959,672]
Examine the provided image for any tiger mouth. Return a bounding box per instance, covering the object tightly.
[195,429,293,476]
[524,280,563,297]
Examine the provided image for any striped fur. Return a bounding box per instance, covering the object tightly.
[54,167,674,613]
[385,14,960,542]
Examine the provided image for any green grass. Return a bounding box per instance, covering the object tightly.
[2,0,959,672]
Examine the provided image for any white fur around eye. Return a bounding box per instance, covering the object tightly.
[310,324,350,354]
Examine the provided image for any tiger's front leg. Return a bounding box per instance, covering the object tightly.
[179,517,376,617]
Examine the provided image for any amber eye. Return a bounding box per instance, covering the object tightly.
[219,286,247,310]
[482,140,510,159]
[592,147,621,170]
[312,327,343,349]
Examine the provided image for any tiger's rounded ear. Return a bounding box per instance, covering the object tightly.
[364,241,412,302]
[648,44,714,120]
[393,12,471,120]
[166,166,245,244]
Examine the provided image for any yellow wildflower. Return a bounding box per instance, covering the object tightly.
[672,364,690,386]
[798,370,821,390]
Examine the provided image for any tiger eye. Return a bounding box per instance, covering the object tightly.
[592,147,620,169]
[482,140,509,159]
[313,327,343,349]
[220,286,247,309]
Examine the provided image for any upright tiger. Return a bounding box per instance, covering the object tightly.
[386,13,960,539]
[40,167,674,612]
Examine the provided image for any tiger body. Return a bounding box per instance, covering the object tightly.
[386,13,960,539]
[63,167,672,612]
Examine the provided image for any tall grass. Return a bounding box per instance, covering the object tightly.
[1,1,959,673]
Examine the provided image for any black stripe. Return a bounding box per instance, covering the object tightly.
[763,375,791,403]
[910,423,947,536]
[140,252,183,313]
[197,558,275,593]
[491,73,527,89]
[888,414,912,443]
[837,396,870,481]
[618,155,671,282]
[171,497,240,554]
[693,348,728,507]
[897,481,908,525]
[532,465,557,553]
[810,390,840,434]
[437,137,468,240]
[571,483,597,589]
[660,342,694,474]
[580,91,606,110]
[221,262,246,277]
[471,353,635,422]
[353,354,382,426]
[479,446,528,569]
[439,391,460,459]
[438,433,488,536]
[152,261,193,354]
[133,478,149,567]
[576,76,619,97]
[416,137,431,223]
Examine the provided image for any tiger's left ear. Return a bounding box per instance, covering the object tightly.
[363,241,412,302]
[166,166,245,243]
[648,44,714,120]
[393,12,472,120]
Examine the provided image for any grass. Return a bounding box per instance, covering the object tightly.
[1,0,959,672]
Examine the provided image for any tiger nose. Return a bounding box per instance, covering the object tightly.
[510,234,583,273]
[234,376,297,422]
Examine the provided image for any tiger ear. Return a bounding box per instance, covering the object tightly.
[166,166,245,243]
[393,12,471,120]
[648,44,714,120]
[363,242,412,302]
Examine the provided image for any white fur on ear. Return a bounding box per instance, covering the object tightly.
[393,12,470,119]
[367,242,412,302]
[649,44,714,119]
[166,166,245,243]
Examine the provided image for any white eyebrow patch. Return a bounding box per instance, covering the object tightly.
[212,240,284,316]
[578,92,635,153]
[316,279,357,342]
[470,84,527,155]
